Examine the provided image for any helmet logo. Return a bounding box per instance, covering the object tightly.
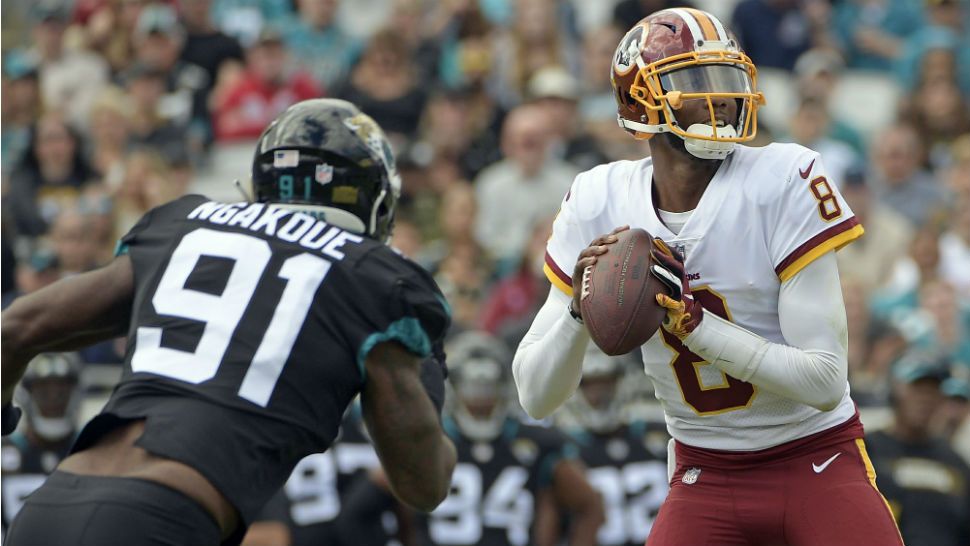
[343,114,395,172]
[614,25,646,76]
[315,163,334,186]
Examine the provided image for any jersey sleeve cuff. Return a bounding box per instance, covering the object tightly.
[543,251,573,296]
[356,317,432,378]
[775,218,864,282]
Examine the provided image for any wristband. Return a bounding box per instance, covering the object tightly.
[568,303,584,324]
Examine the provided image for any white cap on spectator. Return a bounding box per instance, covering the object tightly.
[527,66,580,102]
[135,4,182,38]
[793,49,845,78]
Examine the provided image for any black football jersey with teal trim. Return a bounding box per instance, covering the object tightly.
[71,195,450,525]
[419,418,577,546]
[1,433,73,531]
[568,422,670,546]
[865,430,970,546]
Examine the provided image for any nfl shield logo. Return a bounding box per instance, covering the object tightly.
[682,467,701,485]
[315,163,334,186]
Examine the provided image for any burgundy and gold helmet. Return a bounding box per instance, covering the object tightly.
[611,8,765,159]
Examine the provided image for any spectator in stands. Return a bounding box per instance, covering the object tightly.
[896,0,970,94]
[731,0,826,71]
[526,66,608,172]
[836,165,914,290]
[123,63,190,164]
[212,28,321,141]
[903,79,970,169]
[474,104,577,263]
[337,29,427,143]
[6,113,95,238]
[577,24,622,132]
[31,2,109,129]
[212,0,297,45]
[792,49,866,155]
[48,208,103,276]
[1,51,41,175]
[285,0,361,90]
[11,248,61,303]
[179,0,245,100]
[480,216,554,340]
[131,4,211,150]
[87,86,132,183]
[489,0,580,109]
[113,149,187,238]
[939,377,970,464]
[612,0,695,31]
[421,185,492,331]
[842,277,889,405]
[80,0,144,74]
[939,198,970,294]
[832,0,925,71]
[869,124,947,227]
[785,95,860,184]
[866,354,970,546]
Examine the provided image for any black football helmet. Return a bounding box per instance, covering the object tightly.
[252,99,401,241]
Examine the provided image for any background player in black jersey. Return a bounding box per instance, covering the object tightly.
[1,353,82,533]
[558,345,670,546]
[866,353,970,546]
[1,99,456,546]
[419,332,604,546]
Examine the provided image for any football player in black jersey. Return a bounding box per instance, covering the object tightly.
[1,353,82,533]
[1,99,456,546]
[558,345,670,546]
[419,332,603,546]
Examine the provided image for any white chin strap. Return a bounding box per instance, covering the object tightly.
[617,116,738,160]
[683,123,738,160]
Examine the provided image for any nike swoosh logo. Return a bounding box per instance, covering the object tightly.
[812,452,841,473]
[799,158,816,179]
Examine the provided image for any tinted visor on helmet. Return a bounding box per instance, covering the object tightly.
[659,64,752,95]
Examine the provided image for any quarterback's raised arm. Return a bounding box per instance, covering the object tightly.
[2,255,134,404]
[362,341,457,512]
[671,251,849,411]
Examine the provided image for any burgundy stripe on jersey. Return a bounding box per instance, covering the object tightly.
[545,251,572,287]
[773,216,861,277]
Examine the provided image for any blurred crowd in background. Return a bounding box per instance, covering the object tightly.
[2,0,969,544]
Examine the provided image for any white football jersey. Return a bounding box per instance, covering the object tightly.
[544,143,864,451]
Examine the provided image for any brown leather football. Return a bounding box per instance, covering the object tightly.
[580,228,667,355]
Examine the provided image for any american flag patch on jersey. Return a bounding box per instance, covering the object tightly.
[273,150,299,168]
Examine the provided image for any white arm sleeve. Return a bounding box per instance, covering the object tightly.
[512,286,591,419]
[681,251,849,411]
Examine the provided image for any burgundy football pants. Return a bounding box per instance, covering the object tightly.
[646,416,903,546]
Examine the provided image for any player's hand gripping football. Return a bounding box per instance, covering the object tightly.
[649,239,703,339]
[571,225,630,318]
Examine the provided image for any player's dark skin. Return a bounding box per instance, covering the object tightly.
[571,96,737,317]
[2,255,456,539]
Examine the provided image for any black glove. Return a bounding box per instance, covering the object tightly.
[2,403,22,436]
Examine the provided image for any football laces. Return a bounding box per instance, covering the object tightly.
[581,265,593,300]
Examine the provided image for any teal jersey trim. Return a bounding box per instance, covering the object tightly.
[113,240,130,257]
[356,317,432,379]
[434,293,453,318]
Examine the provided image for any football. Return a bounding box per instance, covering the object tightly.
[580,228,667,356]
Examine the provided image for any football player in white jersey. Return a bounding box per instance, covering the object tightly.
[511,7,903,545]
